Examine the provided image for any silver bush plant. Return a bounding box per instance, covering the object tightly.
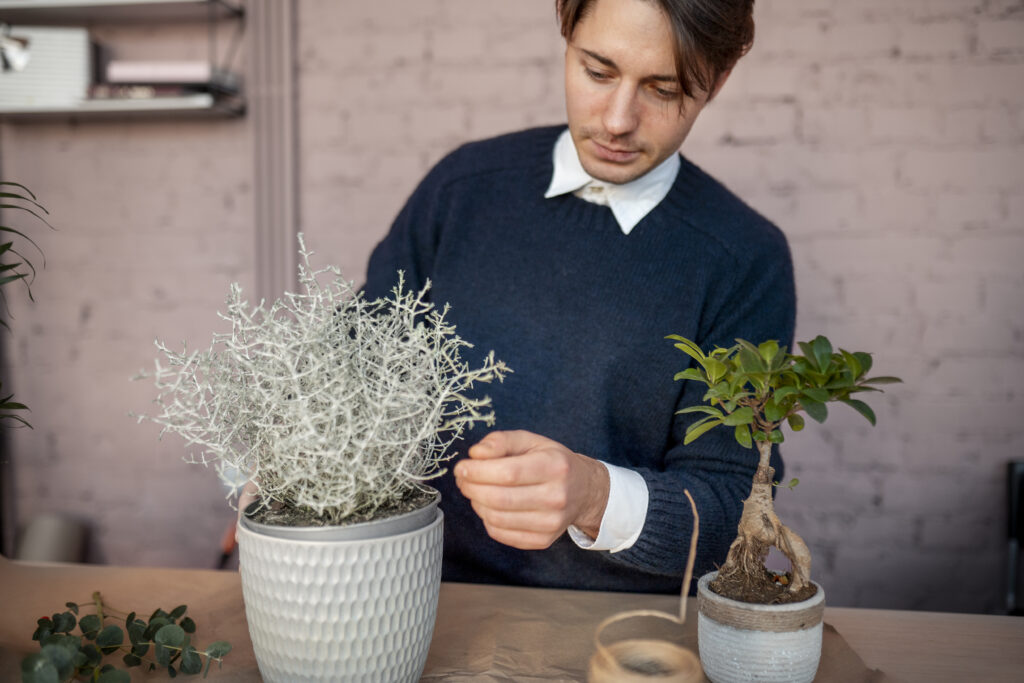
[137,235,509,525]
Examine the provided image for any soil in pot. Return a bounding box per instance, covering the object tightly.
[246,487,436,527]
[710,567,817,605]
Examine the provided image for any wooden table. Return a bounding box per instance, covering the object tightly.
[2,557,1022,681]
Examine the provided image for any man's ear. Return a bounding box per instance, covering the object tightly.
[708,67,733,102]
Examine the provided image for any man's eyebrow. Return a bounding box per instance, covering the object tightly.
[577,46,678,84]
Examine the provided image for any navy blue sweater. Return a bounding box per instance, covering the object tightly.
[363,125,796,594]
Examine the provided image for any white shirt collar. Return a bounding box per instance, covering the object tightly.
[544,128,680,235]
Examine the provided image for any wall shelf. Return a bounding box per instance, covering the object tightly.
[0,0,242,24]
[0,0,245,121]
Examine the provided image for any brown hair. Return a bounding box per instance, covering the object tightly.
[555,0,755,99]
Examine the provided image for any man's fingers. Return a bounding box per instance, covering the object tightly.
[479,522,559,551]
[459,479,568,512]
[456,451,568,487]
[470,502,566,535]
[468,429,554,460]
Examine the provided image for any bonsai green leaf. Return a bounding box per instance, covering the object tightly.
[666,335,706,362]
[801,398,828,423]
[20,653,59,683]
[79,614,101,639]
[773,478,799,489]
[768,429,785,444]
[840,349,862,378]
[787,413,805,432]
[673,368,707,384]
[773,385,798,402]
[801,387,829,403]
[862,376,902,385]
[734,423,752,449]
[684,417,723,444]
[840,398,877,426]
[96,670,131,683]
[810,335,833,372]
[676,405,724,418]
[757,340,780,365]
[853,351,873,375]
[722,406,754,426]
[737,345,765,374]
[763,398,783,422]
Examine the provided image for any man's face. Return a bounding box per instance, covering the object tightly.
[564,0,717,185]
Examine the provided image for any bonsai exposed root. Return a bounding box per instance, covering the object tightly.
[709,442,817,605]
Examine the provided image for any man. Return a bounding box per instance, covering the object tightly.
[362,0,794,593]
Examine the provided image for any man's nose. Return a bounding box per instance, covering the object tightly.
[602,84,639,137]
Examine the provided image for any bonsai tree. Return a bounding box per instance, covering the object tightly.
[136,235,510,526]
[667,334,900,603]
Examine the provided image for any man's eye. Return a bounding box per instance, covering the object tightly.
[654,87,680,100]
[585,67,611,81]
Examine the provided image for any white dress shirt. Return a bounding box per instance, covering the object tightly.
[545,128,681,552]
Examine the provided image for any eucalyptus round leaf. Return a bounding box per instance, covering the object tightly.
[64,602,79,616]
[20,653,59,683]
[122,653,142,667]
[96,670,131,683]
[180,616,196,634]
[51,612,75,634]
[204,641,232,659]
[96,625,124,652]
[169,605,188,620]
[79,614,101,639]
[180,645,202,674]
[155,623,186,648]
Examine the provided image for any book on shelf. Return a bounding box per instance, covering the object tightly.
[88,83,208,100]
[103,60,239,94]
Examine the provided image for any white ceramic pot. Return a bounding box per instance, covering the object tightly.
[236,492,444,683]
[697,572,825,683]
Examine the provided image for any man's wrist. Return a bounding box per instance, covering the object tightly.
[571,452,610,538]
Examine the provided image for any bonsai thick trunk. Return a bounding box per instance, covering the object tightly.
[713,440,812,598]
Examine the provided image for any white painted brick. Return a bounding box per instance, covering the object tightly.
[867,106,944,144]
[800,105,870,147]
[901,148,1023,191]
[943,106,1022,144]
[825,21,901,60]
[929,190,1005,231]
[787,188,863,235]
[410,103,470,146]
[978,19,1024,53]
[897,21,975,60]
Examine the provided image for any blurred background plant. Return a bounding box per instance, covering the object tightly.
[0,180,51,429]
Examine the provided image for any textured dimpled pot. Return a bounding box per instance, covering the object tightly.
[236,491,444,683]
[696,572,825,683]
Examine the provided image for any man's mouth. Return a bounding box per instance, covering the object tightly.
[590,139,640,163]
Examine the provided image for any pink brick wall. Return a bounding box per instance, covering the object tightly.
[3,0,1022,613]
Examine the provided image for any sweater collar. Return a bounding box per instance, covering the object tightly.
[544,128,681,235]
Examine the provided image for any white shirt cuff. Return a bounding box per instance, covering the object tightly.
[567,461,649,553]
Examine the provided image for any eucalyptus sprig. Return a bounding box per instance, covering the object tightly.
[668,334,901,449]
[20,592,231,683]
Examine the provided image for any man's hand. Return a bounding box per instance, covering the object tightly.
[453,430,610,550]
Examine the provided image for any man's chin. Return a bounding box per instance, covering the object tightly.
[581,159,650,185]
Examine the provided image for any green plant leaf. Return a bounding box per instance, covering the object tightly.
[801,387,829,403]
[722,406,754,426]
[768,429,785,444]
[180,644,202,674]
[676,405,724,418]
[155,623,186,649]
[168,605,188,621]
[862,376,902,385]
[39,644,74,681]
[734,423,752,448]
[684,418,723,444]
[123,653,143,667]
[96,670,131,683]
[96,625,124,653]
[757,340,780,365]
[204,641,232,659]
[64,603,79,616]
[51,612,75,634]
[20,653,59,683]
[673,368,707,383]
[180,617,196,634]
[840,398,877,425]
[853,351,873,375]
[763,398,783,422]
[787,413,805,432]
[801,398,828,423]
[79,614,101,639]
[811,335,833,372]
